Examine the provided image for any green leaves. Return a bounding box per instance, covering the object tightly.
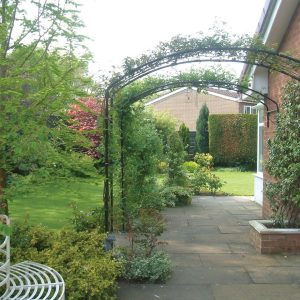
[0,223,11,236]
[265,81,300,227]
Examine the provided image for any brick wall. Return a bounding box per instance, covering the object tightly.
[250,227,300,254]
[263,2,300,218]
[149,89,246,131]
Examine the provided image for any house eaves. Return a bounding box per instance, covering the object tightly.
[145,87,245,107]
[241,0,299,79]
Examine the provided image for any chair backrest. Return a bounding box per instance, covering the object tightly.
[0,215,10,290]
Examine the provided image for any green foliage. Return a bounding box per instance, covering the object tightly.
[182,161,199,173]
[167,131,187,186]
[209,114,257,167]
[153,111,177,152]
[189,155,223,195]
[191,169,223,195]
[116,66,240,108]
[157,161,168,174]
[11,223,123,300]
[122,251,172,283]
[265,81,300,227]
[120,105,163,214]
[178,123,190,154]
[194,153,213,169]
[122,209,171,283]
[0,0,95,213]
[160,186,192,207]
[195,104,209,153]
[70,202,105,232]
[128,209,165,257]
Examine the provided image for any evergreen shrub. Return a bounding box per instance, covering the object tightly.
[209,114,257,167]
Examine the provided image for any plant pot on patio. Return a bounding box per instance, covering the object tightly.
[249,220,300,254]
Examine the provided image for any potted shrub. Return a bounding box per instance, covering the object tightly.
[249,81,300,254]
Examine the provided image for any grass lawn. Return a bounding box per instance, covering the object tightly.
[213,168,255,196]
[9,176,104,229]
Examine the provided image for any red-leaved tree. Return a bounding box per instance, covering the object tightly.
[68,98,104,159]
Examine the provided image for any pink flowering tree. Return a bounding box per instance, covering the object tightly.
[68,98,104,159]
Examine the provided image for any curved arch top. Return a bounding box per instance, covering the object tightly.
[105,46,300,100]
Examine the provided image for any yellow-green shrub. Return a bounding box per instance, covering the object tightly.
[194,153,213,169]
[182,161,199,173]
[11,223,123,300]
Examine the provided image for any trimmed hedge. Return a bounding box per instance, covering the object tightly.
[209,114,257,167]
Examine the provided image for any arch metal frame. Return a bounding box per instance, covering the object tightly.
[103,45,300,232]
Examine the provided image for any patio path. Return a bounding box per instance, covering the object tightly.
[118,196,300,300]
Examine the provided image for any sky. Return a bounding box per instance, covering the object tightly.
[78,0,266,77]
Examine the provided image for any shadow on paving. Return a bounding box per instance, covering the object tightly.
[117,196,300,300]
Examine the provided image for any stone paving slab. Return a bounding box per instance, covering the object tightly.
[169,266,251,284]
[117,196,300,299]
[168,253,202,267]
[118,283,214,300]
[213,284,300,300]
[200,253,281,267]
[247,266,300,283]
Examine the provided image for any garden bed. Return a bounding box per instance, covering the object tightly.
[249,220,300,254]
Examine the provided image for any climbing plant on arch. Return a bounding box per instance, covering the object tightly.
[102,31,300,232]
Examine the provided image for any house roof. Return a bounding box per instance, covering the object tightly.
[207,88,239,99]
[145,87,254,106]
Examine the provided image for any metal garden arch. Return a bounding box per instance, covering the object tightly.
[102,43,300,232]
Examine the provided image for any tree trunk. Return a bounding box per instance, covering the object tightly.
[0,169,8,215]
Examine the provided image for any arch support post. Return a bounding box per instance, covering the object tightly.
[103,92,110,232]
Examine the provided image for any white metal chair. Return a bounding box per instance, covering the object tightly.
[0,215,65,300]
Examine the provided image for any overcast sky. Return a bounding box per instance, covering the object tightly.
[78,0,266,76]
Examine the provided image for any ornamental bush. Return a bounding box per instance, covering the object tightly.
[122,251,172,283]
[70,202,105,232]
[122,209,172,283]
[265,81,300,228]
[160,186,192,207]
[182,161,199,173]
[194,153,213,169]
[178,123,190,155]
[209,114,257,168]
[191,169,223,195]
[195,104,209,153]
[11,222,123,300]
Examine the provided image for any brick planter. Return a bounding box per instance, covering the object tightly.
[249,220,300,254]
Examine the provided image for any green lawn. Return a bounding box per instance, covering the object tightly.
[8,169,253,229]
[9,177,104,229]
[213,168,255,196]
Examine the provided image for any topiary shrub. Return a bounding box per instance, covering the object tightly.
[178,123,190,155]
[209,114,257,167]
[195,104,209,153]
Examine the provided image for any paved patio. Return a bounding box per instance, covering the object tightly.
[118,196,300,300]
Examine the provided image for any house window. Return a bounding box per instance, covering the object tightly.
[257,106,264,175]
[244,105,257,114]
